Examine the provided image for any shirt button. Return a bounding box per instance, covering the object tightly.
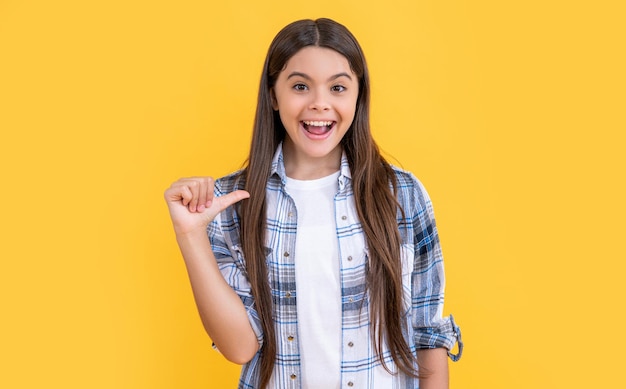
[288,212,294,218]
[347,382,354,387]
[290,374,297,380]
[348,297,354,303]
[284,251,290,257]
[348,341,354,347]
[341,215,347,220]
[347,256,353,261]
[285,291,291,298]
[287,335,294,341]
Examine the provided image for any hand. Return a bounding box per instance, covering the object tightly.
[164,177,250,235]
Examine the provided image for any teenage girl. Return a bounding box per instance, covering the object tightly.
[165,18,462,389]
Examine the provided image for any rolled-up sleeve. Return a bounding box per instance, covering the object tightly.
[207,210,264,349]
[410,176,463,361]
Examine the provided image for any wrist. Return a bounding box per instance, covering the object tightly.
[175,227,209,245]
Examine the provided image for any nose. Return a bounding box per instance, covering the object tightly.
[308,89,330,111]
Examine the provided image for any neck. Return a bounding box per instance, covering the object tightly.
[282,142,342,180]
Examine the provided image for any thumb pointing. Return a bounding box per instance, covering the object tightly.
[213,190,250,213]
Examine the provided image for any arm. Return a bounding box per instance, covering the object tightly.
[417,348,449,389]
[408,174,462,373]
[165,177,258,364]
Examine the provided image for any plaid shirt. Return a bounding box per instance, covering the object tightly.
[209,145,462,389]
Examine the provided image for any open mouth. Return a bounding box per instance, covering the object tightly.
[302,120,335,135]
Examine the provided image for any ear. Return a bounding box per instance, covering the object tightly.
[270,88,278,111]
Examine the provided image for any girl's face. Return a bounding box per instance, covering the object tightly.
[272,46,359,178]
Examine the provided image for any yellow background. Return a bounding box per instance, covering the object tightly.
[1,0,624,387]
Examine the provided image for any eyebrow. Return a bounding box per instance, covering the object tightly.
[286,71,353,82]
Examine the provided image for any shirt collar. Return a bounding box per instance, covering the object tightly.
[270,142,352,185]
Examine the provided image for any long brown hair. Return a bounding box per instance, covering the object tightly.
[239,18,417,387]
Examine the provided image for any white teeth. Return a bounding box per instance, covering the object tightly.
[303,120,333,127]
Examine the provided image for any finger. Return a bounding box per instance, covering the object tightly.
[196,178,207,212]
[164,183,193,206]
[198,177,213,212]
[186,180,200,212]
[179,185,194,207]
[213,190,250,213]
[205,177,215,208]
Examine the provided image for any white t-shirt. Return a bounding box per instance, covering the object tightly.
[284,171,341,389]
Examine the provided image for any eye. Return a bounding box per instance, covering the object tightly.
[293,83,308,91]
[331,85,347,93]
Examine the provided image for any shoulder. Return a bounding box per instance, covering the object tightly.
[390,164,428,196]
[390,165,418,187]
[214,169,247,195]
[389,165,433,214]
